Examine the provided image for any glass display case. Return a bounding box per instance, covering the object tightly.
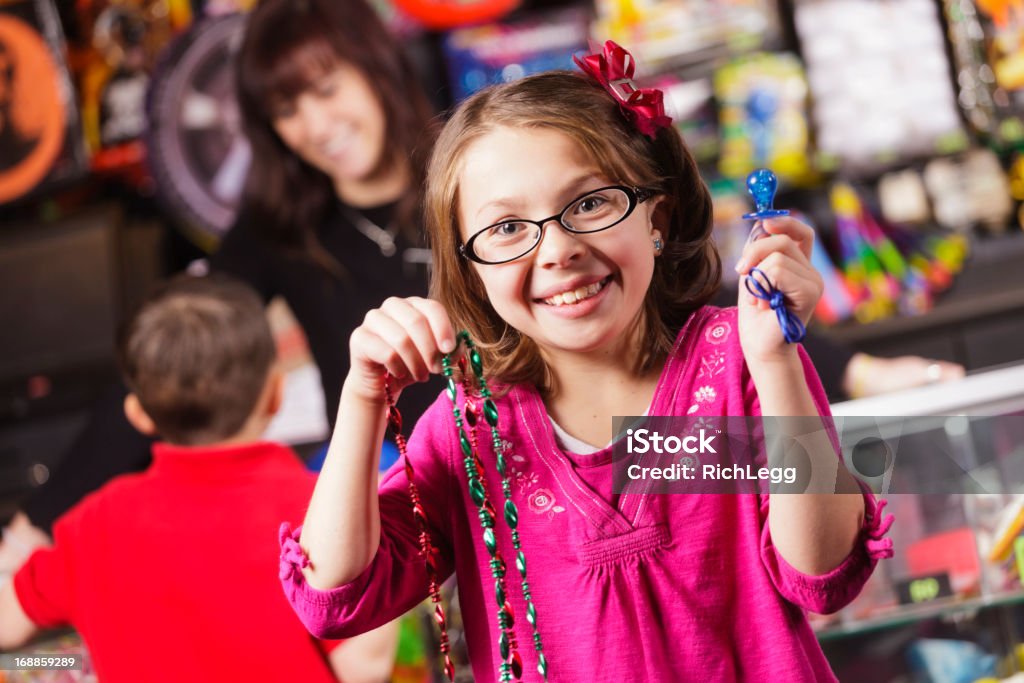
[820,363,1024,681]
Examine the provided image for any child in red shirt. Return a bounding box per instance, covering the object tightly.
[0,275,396,682]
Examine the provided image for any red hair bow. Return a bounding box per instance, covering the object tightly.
[573,40,672,139]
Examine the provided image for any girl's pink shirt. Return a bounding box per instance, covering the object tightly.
[280,306,893,682]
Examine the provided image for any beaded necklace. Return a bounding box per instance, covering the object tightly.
[385,331,548,682]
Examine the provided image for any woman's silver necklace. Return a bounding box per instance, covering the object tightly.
[344,206,398,257]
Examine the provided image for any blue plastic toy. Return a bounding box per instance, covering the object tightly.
[742,168,805,343]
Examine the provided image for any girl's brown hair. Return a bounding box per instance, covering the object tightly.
[426,71,720,389]
[235,0,436,268]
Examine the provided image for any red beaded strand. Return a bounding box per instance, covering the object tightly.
[383,379,456,682]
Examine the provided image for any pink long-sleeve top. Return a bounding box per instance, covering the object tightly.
[280,306,894,682]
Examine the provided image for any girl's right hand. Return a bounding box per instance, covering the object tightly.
[346,296,456,404]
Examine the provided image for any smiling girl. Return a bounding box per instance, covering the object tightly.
[280,43,894,682]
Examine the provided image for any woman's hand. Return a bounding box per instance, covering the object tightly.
[734,217,823,366]
[346,296,456,405]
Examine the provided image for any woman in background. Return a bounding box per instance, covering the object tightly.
[2,0,439,677]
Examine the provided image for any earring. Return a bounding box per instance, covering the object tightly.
[653,238,663,252]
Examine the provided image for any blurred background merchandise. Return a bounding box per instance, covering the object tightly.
[5,0,1024,680]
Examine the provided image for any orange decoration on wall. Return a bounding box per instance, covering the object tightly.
[0,14,65,203]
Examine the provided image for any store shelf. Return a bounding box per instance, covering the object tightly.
[827,233,1024,366]
[816,590,1024,642]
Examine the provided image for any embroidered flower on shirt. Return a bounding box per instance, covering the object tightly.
[513,469,539,493]
[500,440,527,465]
[694,386,717,404]
[528,488,556,514]
[691,416,718,435]
[678,454,700,471]
[698,350,726,379]
[704,321,732,345]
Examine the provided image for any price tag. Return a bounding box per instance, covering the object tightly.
[895,572,953,605]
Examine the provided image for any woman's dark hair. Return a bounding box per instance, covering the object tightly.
[235,0,436,269]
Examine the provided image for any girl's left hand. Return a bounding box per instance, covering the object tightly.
[734,216,823,365]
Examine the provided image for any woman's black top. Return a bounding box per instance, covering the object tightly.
[213,201,436,423]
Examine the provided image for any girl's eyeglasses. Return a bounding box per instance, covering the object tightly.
[459,185,655,265]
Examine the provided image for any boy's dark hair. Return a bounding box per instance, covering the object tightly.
[116,274,276,445]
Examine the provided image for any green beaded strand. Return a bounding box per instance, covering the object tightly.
[446,332,548,681]
[442,352,517,682]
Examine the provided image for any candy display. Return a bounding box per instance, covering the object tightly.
[809,222,856,325]
[907,639,999,683]
[877,169,932,226]
[974,0,1024,118]
[829,182,968,323]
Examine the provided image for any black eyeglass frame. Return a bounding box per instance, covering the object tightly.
[458,185,657,265]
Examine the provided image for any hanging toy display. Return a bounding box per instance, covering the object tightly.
[888,224,969,297]
[829,183,969,324]
[941,0,1012,145]
[74,0,177,176]
[741,168,806,344]
[832,184,902,323]
[973,0,1024,116]
[801,212,855,326]
[384,331,547,682]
